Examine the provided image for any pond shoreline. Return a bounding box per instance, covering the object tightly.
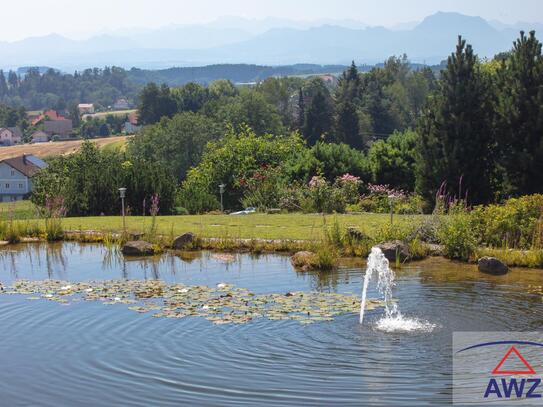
[1,229,542,272]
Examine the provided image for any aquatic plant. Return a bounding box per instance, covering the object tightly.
[0,279,386,325]
[43,195,66,242]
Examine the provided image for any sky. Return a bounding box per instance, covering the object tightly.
[1,0,542,41]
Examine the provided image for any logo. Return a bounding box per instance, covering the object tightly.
[491,345,536,375]
[454,333,543,405]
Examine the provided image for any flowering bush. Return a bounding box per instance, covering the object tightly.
[240,165,287,210]
[335,173,361,204]
[358,184,424,214]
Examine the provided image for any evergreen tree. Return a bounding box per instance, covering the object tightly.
[138,83,177,124]
[7,71,18,90]
[496,31,543,196]
[334,61,363,148]
[416,36,495,205]
[297,88,305,131]
[335,101,363,149]
[0,70,7,97]
[303,90,333,145]
[69,104,81,128]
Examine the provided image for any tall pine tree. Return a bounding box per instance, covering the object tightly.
[0,70,7,97]
[334,61,364,148]
[496,31,543,196]
[416,36,494,205]
[303,90,333,145]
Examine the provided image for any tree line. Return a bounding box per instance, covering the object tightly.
[32,31,543,214]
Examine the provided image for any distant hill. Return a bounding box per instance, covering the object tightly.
[126,64,354,86]
[0,12,540,70]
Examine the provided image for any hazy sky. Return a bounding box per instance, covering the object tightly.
[2,0,541,41]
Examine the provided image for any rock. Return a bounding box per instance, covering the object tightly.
[478,257,509,275]
[172,233,194,250]
[20,237,41,243]
[425,243,445,256]
[291,251,317,271]
[0,241,9,246]
[376,240,410,262]
[121,241,156,256]
[266,208,282,214]
[346,227,368,241]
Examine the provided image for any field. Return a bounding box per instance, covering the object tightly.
[82,109,137,121]
[0,201,420,240]
[0,136,131,160]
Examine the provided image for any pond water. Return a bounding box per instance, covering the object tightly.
[0,242,542,406]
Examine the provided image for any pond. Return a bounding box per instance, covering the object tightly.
[0,242,542,406]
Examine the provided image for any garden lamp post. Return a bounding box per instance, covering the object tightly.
[219,184,226,212]
[388,194,396,225]
[119,187,127,233]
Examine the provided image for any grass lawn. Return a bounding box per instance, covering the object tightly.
[0,200,40,220]
[63,212,423,240]
[101,139,127,152]
[2,201,424,240]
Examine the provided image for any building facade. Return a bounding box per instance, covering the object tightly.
[0,155,47,201]
[0,127,22,146]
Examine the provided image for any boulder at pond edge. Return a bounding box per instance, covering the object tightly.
[376,240,410,262]
[172,233,194,250]
[121,241,156,256]
[478,256,509,275]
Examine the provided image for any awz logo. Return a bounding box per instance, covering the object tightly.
[457,341,543,400]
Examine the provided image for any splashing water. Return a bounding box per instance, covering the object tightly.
[359,247,435,332]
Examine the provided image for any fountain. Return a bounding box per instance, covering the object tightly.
[360,247,435,332]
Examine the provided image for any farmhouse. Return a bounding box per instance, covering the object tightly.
[44,119,73,137]
[0,154,47,202]
[0,127,23,146]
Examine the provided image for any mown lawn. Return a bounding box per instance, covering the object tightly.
[61,213,424,240]
[2,201,425,240]
[0,200,40,220]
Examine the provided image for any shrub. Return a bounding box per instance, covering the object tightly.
[437,211,477,260]
[471,194,543,249]
[240,165,287,210]
[409,216,442,243]
[358,184,424,215]
[300,176,346,213]
[177,127,305,212]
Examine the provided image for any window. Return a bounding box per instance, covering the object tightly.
[5,183,9,189]
[10,170,14,176]
[19,183,23,189]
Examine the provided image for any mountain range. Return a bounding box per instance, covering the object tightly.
[1,12,541,71]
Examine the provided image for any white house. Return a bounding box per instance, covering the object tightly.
[0,127,22,146]
[78,103,95,114]
[0,154,47,202]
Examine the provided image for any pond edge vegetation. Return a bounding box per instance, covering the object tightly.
[2,193,543,271]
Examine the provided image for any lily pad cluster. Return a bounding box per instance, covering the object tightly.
[0,279,385,325]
